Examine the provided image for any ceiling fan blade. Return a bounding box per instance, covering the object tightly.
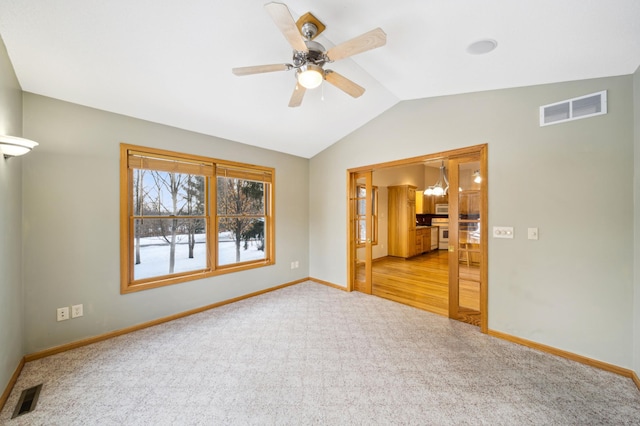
[288,82,306,107]
[326,28,387,62]
[324,70,365,98]
[232,64,291,76]
[265,2,308,53]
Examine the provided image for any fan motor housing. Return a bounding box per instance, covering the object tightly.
[305,40,327,65]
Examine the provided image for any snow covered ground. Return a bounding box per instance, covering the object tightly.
[133,233,265,280]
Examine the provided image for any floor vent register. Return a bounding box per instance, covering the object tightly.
[11,384,43,419]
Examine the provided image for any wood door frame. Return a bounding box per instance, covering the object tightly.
[347,144,488,333]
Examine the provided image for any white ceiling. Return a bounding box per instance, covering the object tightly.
[1,1,639,158]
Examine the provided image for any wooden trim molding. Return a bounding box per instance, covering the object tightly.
[347,144,488,174]
[308,277,348,291]
[0,357,25,413]
[25,278,307,362]
[488,329,637,384]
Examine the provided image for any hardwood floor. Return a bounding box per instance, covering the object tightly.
[372,250,481,326]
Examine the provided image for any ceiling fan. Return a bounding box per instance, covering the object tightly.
[232,2,387,107]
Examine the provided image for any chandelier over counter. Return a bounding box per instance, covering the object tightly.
[424,161,449,196]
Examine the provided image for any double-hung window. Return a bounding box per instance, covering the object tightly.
[120,144,275,293]
[216,165,272,266]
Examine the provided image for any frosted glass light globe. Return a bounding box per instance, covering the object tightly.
[297,65,323,89]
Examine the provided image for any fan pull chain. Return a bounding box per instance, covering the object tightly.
[321,81,325,101]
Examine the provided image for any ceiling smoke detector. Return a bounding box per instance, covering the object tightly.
[466,39,498,55]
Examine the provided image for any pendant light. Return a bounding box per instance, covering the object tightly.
[424,161,449,196]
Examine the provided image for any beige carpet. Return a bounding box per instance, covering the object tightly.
[2,281,639,425]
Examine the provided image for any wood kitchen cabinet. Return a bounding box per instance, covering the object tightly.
[415,228,424,254]
[459,190,480,217]
[423,193,448,214]
[415,227,429,254]
[388,185,416,258]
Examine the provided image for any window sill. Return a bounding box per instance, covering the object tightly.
[121,259,275,294]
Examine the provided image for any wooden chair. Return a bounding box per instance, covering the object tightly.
[459,230,480,267]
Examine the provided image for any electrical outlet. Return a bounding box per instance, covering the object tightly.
[71,304,84,318]
[57,307,69,322]
[294,261,299,269]
[290,262,295,269]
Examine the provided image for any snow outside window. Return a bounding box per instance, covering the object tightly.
[120,144,275,293]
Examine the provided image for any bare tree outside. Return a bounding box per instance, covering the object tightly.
[132,168,206,277]
[152,171,183,273]
[217,177,265,264]
[124,146,273,289]
[183,175,205,259]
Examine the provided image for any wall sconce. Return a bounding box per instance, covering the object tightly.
[0,135,39,159]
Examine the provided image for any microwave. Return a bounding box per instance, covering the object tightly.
[435,204,449,215]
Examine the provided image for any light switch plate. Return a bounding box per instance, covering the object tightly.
[71,304,84,318]
[528,228,539,240]
[493,226,514,239]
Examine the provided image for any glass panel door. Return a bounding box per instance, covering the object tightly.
[351,172,373,294]
[449,156,483,327]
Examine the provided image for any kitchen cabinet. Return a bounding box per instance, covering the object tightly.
[415,191,428,214]
[459,190,480,217]
[415,227,430,254]
[388,185,416,258]
[422,193,448,214]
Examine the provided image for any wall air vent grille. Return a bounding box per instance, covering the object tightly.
[540,90,607,126]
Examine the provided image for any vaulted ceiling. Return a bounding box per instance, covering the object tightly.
[1,1,639,158]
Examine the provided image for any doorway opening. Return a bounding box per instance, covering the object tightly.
[347,144,488,332]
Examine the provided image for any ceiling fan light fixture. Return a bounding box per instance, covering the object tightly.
[297,64,324,89]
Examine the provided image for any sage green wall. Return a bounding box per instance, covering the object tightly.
[21,94,309,353]
[309,75,635,369]
[633,65,640,377]
[0,36,24,394]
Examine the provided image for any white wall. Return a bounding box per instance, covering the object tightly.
[633,65,640,378]
[21,94,310,354]
[310,75,635,369]
[0,36,24,394]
